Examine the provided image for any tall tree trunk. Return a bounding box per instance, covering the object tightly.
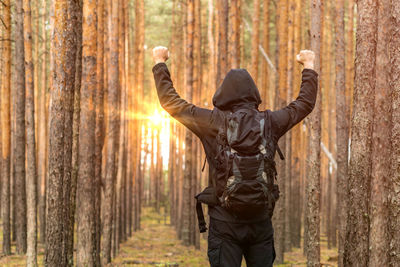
[334,0,348,265]
[369,0,391,265]
[24,0,38,264]
[343,0,378,265]
[228,0,240,68]
[389,1,400,265]
[250,0,260,82]
[216,0,228,86]
[133,0,145,231]
[284,0,295,253]
[305,0,322,266]
[1,0,12,255]
[261,0,270,109]
[68,1,83,265]
[182,0,194,246]
[38,0,48,243]
[45,0,78,264]
[76,0,97,265]
[274,0,288,263]
[15,0,28,254]
[94,0,105,263]
[101,0,119,263]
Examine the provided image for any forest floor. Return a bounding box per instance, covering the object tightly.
[0,208,338,266]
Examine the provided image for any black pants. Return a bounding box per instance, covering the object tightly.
[207,217,275,267]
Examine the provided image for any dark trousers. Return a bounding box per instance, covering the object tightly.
[207,217,275,267]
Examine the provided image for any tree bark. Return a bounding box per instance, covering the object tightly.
[344,0,378,265]
[24,0,38,264]
[38,0,48,244]
[216,0,229,86]
[68,1,83,265]
[305,0,322,266]
[228,0,240,68]
[45,0,78,265]
[94,0,105,263]
[15,0,28,254]
[250,0,261,82]
[334,0,348,265]
[101,0,119,263]
[274,0,288,263]
[368,0,391,265]
[1,0,12,255]
[76,0,97,265]
[389,1,400,265]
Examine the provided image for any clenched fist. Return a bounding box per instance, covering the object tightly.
[153,46,169,64]
[296,50,315,70]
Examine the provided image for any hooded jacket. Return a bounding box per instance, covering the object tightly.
[152,62,318,224]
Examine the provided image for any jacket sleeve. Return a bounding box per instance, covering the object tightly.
[270,68,319,139]
[152,62,213,138]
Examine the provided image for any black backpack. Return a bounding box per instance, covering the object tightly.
[195,109,284,233]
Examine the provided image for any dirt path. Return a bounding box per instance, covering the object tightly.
[110,208,338,267]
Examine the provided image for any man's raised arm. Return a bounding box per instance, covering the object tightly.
[152,46,212,138]
[270,50,319,139]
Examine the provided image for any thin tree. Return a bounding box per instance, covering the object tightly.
[228,0,240,68]
[15,0,28,254]
[261,0,270,109]
[369,0,391,265]
[68,1,83,265]
[274,0,288,262]
[101,0,119,263]
[216,0,228,86]
[389,1,400,265]
[24,0,38,264]
[343,0,378,265]
[38,0,48,243]
[388,0,400,266]
[76,0,97,265]
[250,0,260,82]
[305,0,322,265]
[94,0,105,263]
[182,0,194,246]
[1,0,12,255]
[133,0,145,231]
[334,0,347,265]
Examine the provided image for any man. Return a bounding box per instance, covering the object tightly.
[152,46,317,267]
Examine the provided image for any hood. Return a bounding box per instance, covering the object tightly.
[212,69,262,111]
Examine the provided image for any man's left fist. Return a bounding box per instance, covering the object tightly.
[153,46,169,64]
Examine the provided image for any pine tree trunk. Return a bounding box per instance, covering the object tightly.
[38,0,48,244]
[344,0,378,265]
[216,0,228,86]
[228,0,240,68]
[76,0,97,265]
[261,0,270,109]
[334,0,348,265]
[250,0,260,82]
[94,0,105,261]
[101,0,119,263]
[367,0,391,266]
[274,0,288,263]
[344,1,377,266]
[389,1,400,265]
[15,0,28,254]
[24,0,38,264]
[1,0,12,255]
[305,0,322,265]
[45,0,78,264]
[68,2,82,265]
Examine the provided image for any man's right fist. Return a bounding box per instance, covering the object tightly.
[153,46,169,64]
[296,50,315,70]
